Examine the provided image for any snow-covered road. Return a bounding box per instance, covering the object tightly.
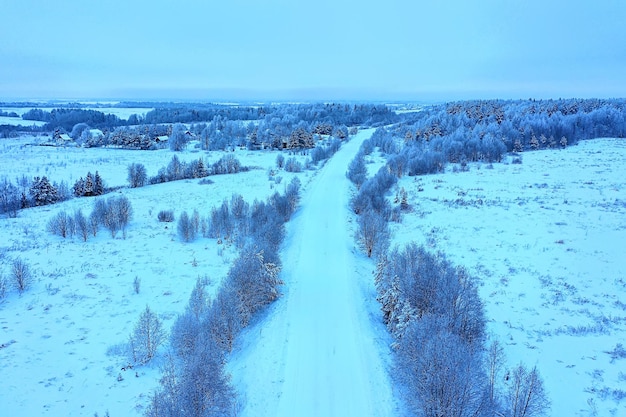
[230,129,397,417]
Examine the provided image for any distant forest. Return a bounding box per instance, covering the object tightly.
[2,99,625,158]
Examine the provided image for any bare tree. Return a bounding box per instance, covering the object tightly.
[488,340,506,408]
[0,272,8,301]
[74,209,89,242]
[127,163,147,188]
[47,211,69,238]
[506,364,550,417]
[356,209,389,258]
[12,258,32,294]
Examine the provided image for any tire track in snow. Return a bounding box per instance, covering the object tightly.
[230,129,396,417]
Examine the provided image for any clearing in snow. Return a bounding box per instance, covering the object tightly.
[230,130,398,417]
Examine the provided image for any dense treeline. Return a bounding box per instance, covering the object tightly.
[347,137,551,417]
[22,108,124,131]
[365,98,626,178]
[9,102,397,140]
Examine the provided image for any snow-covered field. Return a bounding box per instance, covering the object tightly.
[1,132,624,417]
[0,138,312,416]
[389,138,626,417]
[0,107,153,121]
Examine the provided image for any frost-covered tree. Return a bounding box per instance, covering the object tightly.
[70,122,90,140]
[145,335,235,417]
[0,178,21,217]
[166,155,185,181]
[127,163,147,188]
[346,151,368,189]
[208,201,232,240]
[169,123,188,151]
[74,209,89,242]
[90,195,133,238]
[398,315,488,417]
[356,209,389,258]
[226,245,283,326]
[178,210,198,242]
[129,305,166,364]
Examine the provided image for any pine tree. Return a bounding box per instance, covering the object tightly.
[73,177,85,197]
[84,172,95,196]
[94,171,104,195]
[195,158,208,178]
[30,176,59,206]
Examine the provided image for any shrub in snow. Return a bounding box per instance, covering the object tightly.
[128,305,166,365]
[11,258,32,294]
[157,210,175,222]
[132,276,141,294]
[375,243,485,343]
[211,154,243,175]
[284,157,302,173]
[276,153,285,169]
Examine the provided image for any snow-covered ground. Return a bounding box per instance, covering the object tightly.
[228,129,400,417]
[0,107,153,121]
[1,132,624,417]
[389,138,626,417]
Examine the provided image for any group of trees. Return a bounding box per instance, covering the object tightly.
[146,180,302,417]
[374,245,548,417]
[143,154,247,187]
[0,175,73,216]
[175,177,301,249]
[372,98,626,177]
[47,195,133,240]
[72,171,105,197]
[0,170,110,218]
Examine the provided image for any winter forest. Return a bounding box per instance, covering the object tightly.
[1,98,625,417]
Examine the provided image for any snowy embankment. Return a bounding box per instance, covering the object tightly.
[229,129,399,417]
[390,138,626,417]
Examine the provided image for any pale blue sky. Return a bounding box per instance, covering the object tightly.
[1,0,625,101]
